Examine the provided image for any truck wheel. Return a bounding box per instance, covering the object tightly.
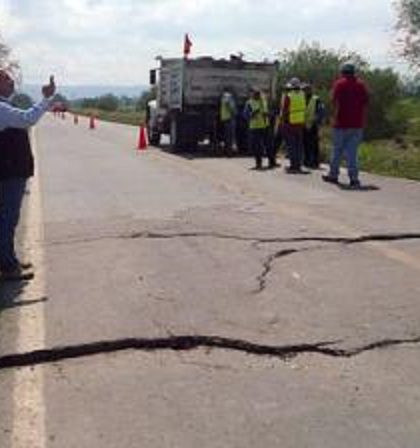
[170,116,184,151]
[149,131,161,146]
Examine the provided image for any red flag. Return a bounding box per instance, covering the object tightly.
[183,33,192,57]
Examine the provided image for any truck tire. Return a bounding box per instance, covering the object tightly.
[169,115,185,151]
[148,130,161,146]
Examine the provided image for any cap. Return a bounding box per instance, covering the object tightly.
[340,61,356,75]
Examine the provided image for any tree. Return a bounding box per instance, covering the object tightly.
[364,68,404,139]
[401,73,420,95]
[97,93,119,112]
[394,0,420,67]
[80,97,98,109]
[11,93,33,109]
[136,87,157,112]
[53,93,69,107]
[276,42,404,140]
[0,34,20,80]
[276,41,368,94]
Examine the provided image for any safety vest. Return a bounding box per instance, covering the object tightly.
[288,91,306,125]
[275,93,287,130]
[220,98,233,122]
[305,94,319,129]
[248,97,269,130]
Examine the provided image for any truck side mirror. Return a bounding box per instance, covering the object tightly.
[150,69,156,86]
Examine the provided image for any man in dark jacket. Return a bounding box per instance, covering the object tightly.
[303,83,324,169]
[0,69,55,281]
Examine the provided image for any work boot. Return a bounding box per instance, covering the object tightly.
[322,174,339,184]
[20,261,33,270]
[349,179,361,189]
[1,267,35,282]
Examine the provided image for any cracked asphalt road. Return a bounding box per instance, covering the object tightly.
[1,115,420,447]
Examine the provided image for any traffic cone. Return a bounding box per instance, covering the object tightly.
[89,114,96,130]
[137,124,148,150]
[73,114,79,125]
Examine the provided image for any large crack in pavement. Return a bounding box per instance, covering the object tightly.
[254,234,420,294]
[11,231,417,371]
[46,231,420,247]
[1,334,420,371]
[45,230,420,295]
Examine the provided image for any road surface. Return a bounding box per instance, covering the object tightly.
[1,114,420,447]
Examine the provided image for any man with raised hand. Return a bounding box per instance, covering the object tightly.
[0,70,56,281]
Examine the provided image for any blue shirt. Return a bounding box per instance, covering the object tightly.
[0,96,51,131]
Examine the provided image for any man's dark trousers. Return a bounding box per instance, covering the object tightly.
[287,127,304,170]
[303,125,320,168]
[249,128,267,168]
[0,127,33,273]
[0,178,28,271]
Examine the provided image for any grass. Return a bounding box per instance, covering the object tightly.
[319,96,420,182]
[358,141,420,181]
[320,136,420,182]
[71,107,146,127]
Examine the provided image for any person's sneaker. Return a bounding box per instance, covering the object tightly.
[349,179,361,189]
[1,267,34,282]
[322,174,339,184]
[20,261,33,270]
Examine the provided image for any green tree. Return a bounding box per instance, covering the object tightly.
[97,93,119,111]
[11,93,33,109]
[364,68,404,139]
[394,0,420,67]
[53,93,69,107]
[135,87,156,112]
[0,35,20,80]
[81,97,98,109]
[276,41,367,94]
[276,42,404,140]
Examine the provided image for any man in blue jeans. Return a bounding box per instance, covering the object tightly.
[0,69,55,281]
[323,62,369,188]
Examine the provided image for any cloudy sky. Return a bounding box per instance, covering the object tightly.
[0,0,404,86]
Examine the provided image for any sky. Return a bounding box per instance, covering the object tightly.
[0,0,406,86]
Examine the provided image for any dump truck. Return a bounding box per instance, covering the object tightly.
[147,56,278,151]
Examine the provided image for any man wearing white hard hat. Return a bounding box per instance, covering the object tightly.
[280,77,306,173]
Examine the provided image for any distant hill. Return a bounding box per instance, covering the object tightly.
[20,84,149,101]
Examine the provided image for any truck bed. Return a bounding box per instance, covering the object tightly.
[158,57,277,110]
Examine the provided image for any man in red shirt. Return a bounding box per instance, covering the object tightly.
[323,62,369,188]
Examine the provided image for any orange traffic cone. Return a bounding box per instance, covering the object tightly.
[74,114,79,125]
[137,124,148,150]
[89,114,96,130]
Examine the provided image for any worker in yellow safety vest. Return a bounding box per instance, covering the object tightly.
[244,87,276,169]
[280,77,306,173]
[219,88,237,156]
[303,83,325,168]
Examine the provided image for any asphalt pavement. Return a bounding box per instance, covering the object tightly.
[1,114,420,447]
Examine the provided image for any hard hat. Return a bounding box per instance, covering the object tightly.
[286,77,301,89]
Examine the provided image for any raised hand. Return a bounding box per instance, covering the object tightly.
[42,75,56,98]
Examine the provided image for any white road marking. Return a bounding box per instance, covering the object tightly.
[11,129,46,448]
